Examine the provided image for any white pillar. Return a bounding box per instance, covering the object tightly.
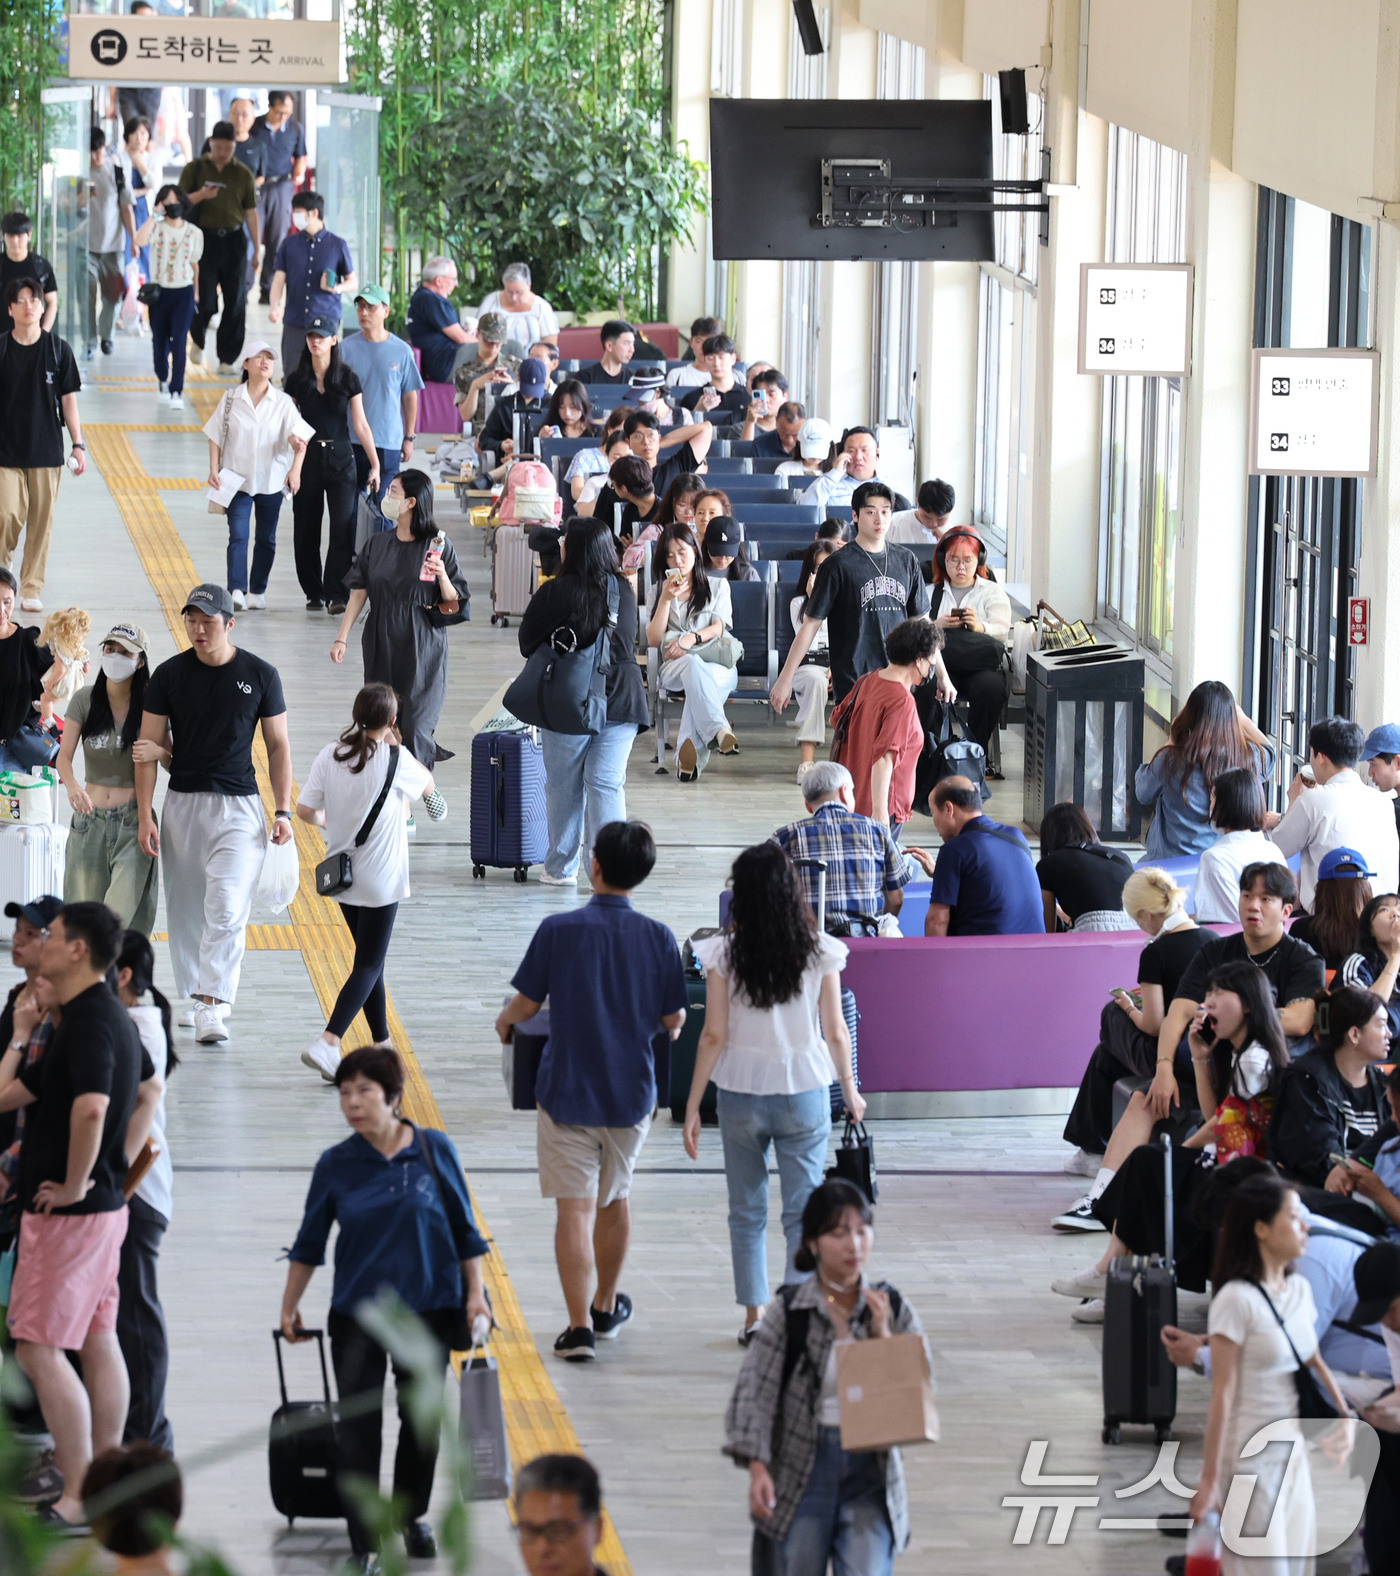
[667,0,714,329]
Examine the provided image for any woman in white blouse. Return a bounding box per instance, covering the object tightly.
[684,842,860,1345]
[789,537,835,787]
[134,184,203,411]
[204,341,312,611]
[1190,1172,1352,1574]
[646,523,738,784]
[930,525,1012,753]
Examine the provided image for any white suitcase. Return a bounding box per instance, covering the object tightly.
[490,524,537,627]
[0,823,68,921]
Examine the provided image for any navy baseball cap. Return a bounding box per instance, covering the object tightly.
[517,357,548,397]
[4,894,63,929]
[1361,724,1400,760]
[704,517,744,554]
[182,583,235,618]
[1317,847,1376,881]
[305,315,341,338]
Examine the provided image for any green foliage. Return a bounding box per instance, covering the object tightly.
[0,0,62,214]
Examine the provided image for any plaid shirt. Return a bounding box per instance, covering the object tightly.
[772,803,913,927]
[723,1274,928,1546]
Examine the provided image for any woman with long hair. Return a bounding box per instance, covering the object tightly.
[540,378,592,440]
[1035,801,1134,933]
[132,182,200,410]
[685,845,858,1344]
[1058,868,1208,1191]
[1190,1175,1352,1571]
[787,537,837,785]
[332,470,468,801]
[294,683,437,1081]
[1340,891,1400,1038]
[284,321,380,614]
[657,473,704,528]
[1287,849,1374,970]
[646,523,737,782]
[113,929,178,1450]
[1194,766,1291,923]
[1135,680,1276,858]
[725,1179,928,1574]
[57,623,167,934]
[517,519,648,885]
[564,408,629,504]
[1054,961,1292,1309]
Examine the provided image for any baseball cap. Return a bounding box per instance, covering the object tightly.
[1352,1241,1400,1326]
[4,894,63,930]
[704,517,744,554]
[517,357,548,397]
[101,622,150,659]
[353,283,390,307]
[477,311,509,344]
[1317,846,1376,881]
[1361,724,1400,760]
[304,315,341,338]
[628,366,665,392]
[182,583,235,618]
[240,339,274,365]
[210,120,236,142]
[798,417,833,460]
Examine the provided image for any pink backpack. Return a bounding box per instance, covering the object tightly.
[495,459,560,526]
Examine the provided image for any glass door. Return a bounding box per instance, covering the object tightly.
[39,87,90,350]
[314,93,381,331]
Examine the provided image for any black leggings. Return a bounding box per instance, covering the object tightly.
[328,902,398,1040]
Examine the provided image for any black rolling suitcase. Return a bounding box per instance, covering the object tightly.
[269,1328,342,1524]
[667,976,713,1123]
[1101,1134,1177,1445]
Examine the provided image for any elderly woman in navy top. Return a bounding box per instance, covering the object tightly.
[280,1045,489,1571]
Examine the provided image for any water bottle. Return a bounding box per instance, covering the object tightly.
[1184,1510,1222,1576]
[420,530,445,582]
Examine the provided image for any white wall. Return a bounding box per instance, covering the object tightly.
[1085,0,1192,155]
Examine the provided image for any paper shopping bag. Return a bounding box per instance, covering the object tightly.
[459,1348,512,1500]
[835,1334,939,1452]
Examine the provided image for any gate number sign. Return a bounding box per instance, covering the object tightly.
[1078,264,1193,377]
[1249,348,1380,477]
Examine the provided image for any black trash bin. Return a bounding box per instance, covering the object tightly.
[1023,645,1145,841]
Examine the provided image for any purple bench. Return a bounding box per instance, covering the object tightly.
[410,347,463,435]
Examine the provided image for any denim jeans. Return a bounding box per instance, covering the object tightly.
[539,722,637,879]
[716,1086,830,1308]
[781,1426,894,1576]
[226,490,283,594]
[355,444,401,505]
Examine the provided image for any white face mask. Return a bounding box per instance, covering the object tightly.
[381,495,403,520]
[291,211,309,231]
[101,651,140,682]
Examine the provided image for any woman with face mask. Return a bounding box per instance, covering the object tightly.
[56,624,170,935]
[133,183,202,411]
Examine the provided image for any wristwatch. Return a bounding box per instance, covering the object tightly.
[274,809,292,821]
[71,442,85,450]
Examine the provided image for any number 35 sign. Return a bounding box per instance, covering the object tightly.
[1249,348,1380,477]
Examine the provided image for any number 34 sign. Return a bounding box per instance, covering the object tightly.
[1249,348,1380,478]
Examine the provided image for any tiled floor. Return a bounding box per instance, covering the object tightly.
[9,320,1357,1576]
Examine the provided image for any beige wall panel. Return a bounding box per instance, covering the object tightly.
[1084,0,1192,153]
[961,0,1046,72]
[858,0,935,49]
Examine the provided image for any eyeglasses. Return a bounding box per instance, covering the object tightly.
[515,1518,588,1546]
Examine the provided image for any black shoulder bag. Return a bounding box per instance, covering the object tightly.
[314,746,399,898]
[1254,1281,1341,1419]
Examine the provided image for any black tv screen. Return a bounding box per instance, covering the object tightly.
[709,98,996,262]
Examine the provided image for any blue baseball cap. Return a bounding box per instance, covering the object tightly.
[1361,724,1400,760]
[517,357,548,397]
[1317,846,1376,881]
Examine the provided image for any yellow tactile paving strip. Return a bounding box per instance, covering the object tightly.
[83,424,631,1572]
[148,478,207,490]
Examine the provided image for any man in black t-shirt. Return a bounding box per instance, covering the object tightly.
[772,481,946,708]
[583,409,712,525]
[1,902,158,1532]
[1,213,58,333]
[676,332,751,426]
[573,319,637,386]
[0,278,84,615]
[136,584,293,1045]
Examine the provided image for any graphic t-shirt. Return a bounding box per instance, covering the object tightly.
[143,646,286,796]
[801,540,930,700]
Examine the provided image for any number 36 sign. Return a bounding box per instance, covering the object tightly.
[1249,348,1380,478]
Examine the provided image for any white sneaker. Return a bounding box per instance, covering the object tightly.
[194,1004,229,1044]
[168,393,184,411]
[178,1000,230,1028]
[1051,1265,1108,1299]
[300,1039,341,1082]
[189,345,204,366]
[796,760,814,786]
[539,870,578,886]
[245,592,266,609]
[1070,1297,1105,1325]
[158,381,168,397]
[19,598,41,613]
[231,589,246,610]
[1052,1195,1108,1233]
[1063,1147,1104,1179]
[218,362,237,375]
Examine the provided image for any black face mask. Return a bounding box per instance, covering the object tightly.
[164,203,182,219]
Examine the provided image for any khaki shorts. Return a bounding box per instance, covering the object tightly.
[537,1107,652,1206]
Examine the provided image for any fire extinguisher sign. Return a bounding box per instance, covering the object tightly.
[1349,597,1370,646]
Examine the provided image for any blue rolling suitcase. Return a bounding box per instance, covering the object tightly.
[470,729,548,883]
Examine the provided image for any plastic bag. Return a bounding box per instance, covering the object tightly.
[256,834,300,914]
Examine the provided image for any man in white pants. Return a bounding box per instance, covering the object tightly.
[136,584,294,1043]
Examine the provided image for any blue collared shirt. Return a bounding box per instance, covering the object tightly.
[289,1127,488,1314]
[251,113,307,179]
[929,816,1045,936]
[772,802,912,925]
[271,228,353,328]
[511,893,688,1127]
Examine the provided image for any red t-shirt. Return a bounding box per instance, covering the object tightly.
[838,674,923,824]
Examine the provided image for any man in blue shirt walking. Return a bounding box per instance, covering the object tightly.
[339,284,424,502]
[251,91,307,301]
[496,822,688,1363]
[268,191,356,376]
[908,776,1045,936]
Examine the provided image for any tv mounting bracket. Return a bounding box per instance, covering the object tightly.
[819,149,1052,246]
